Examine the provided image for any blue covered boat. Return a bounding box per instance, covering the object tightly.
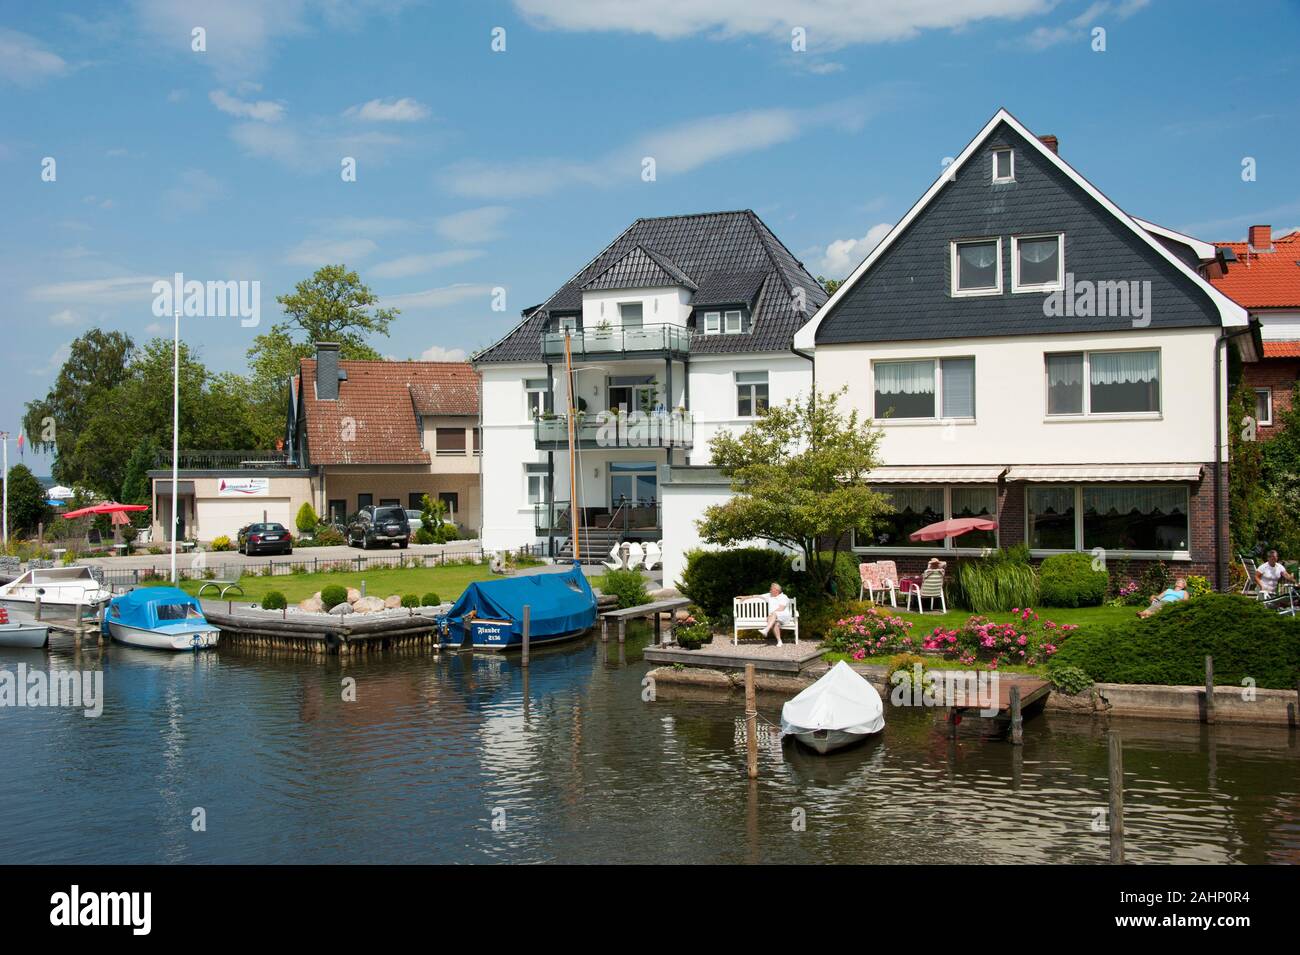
[103,587,220,651]
[437,564,597,650]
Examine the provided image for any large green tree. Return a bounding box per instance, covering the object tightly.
[6,464,48,537]
[697,388,890,596]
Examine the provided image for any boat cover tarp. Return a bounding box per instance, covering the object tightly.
[781,661,885,736]
[104,586,203,634]
[440,564,596,638]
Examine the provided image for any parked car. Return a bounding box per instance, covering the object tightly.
[404,508,457,537]
[347,505,410,549]
[238,522,293,556]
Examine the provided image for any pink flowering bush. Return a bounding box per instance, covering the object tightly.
[822,608,919,659]
[921,607,1076,670]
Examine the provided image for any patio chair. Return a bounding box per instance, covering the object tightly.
[87,528,103,546]
[876,559,903,602]
[623,541,645,570]
[906,568,947,614]
[641,541,662,571]
[858,561,897,607]
[1239,555,1262,597]
[602,542,625,572]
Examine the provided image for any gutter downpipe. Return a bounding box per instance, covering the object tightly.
[1215,323,1257,592]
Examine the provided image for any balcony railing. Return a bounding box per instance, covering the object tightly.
[540,323,690,361]
[155,450,306,470]
[534,499,661,536]
[533,411,693,449]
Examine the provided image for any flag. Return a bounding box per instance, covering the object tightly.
[16,432,23,458]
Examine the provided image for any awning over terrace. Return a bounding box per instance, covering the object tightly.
[864,465,1005,484]
[1004,464,1203,482]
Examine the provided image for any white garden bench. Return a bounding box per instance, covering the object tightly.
[732,595,799,645]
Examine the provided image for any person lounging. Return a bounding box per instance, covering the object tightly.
[1137,577,1188,618]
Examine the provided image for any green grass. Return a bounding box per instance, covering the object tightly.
[147,565,493,604]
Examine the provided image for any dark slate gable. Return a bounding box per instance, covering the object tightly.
[475,210,827,361]
[815,121,1220,345]
[581,245,698,292]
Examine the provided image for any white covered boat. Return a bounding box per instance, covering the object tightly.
[104,587,219,651]
[0,565,111,618]
[780,661,886,754]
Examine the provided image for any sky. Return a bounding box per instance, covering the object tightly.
[2,0,1298,478]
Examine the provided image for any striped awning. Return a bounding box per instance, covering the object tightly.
[1004,464,1203,482]
[865,466,1005,484]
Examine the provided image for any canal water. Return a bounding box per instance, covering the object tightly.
[3,627,1297,864]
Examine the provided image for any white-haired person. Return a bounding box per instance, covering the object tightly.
[749,582,794,646]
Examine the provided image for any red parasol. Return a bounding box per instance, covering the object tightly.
[908,516,997,542]
[61,502,150,520]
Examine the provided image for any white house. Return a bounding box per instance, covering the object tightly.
[794,109,1256,589]
[474,210,826,582]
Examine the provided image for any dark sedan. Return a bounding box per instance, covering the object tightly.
[238,522,293,556]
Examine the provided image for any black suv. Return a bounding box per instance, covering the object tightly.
[346,505,410,549]
[237,522,293,556]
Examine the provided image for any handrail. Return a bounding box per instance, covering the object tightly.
[540,323,691,359]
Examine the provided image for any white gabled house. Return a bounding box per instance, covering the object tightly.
[474,210,826,580]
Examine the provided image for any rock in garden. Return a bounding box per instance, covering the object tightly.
[299,596,324,613]
[328,602,354,615]
[383,594,402,609]
[352,596,386,613]
[347,587,362,603]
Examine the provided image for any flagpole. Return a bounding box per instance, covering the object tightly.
[170,308,180,584]
[1,431,9,551]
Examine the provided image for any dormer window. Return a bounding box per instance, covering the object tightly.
[702,310,745,335]
[703,311,721,335]
[993,148,1014,183]
[724,309,743,334]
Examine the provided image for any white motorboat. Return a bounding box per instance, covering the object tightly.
[0,607,49,648]
[780,661,886,754]
[104,587,219,651]
[0,565,111,618]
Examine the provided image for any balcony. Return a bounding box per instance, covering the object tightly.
[533,411,693,450]
[534,499,661,537]
[155,450,308,470]
[540,323,690,361]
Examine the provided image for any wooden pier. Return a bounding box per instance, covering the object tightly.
[600,598,689,644]
[199,602,445,655]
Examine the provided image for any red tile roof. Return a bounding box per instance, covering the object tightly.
[299,359,479,465]
[1262,341,1300,358]
[1210,231,1300,308]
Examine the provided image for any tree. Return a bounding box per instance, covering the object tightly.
[295,501,320,534]
[697,388,890,596]
[817,275,843,296]
[1228,383,1265,555]
[6,464,48,538]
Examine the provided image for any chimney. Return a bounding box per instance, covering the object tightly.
[315,342,342,400]
[1038,134,1059,154]
[1248,224,1272,251]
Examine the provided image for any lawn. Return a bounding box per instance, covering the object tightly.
[148,564,494,604]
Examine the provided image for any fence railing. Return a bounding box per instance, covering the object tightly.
[534,412,693,448]
[153,450,306,470]
[540,323,691,360]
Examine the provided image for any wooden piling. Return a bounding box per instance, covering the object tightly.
[33,595,42,621]
[618,617,626,644]
[1009,685,1023,746]
[601,617,608,642]
[744,663,759,780]
[521,604,530,668]
[1205,655,1215,725]
[1108,731,1124,865]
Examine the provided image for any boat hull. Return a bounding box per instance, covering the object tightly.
[107,621,219,651]
[0,622,50,649]
[0,596,103,619]
[788,727,881,755]
[451,618,589,651]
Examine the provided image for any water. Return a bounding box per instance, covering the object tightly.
[2,627,1297,864]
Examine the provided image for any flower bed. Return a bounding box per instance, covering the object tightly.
[822,608,920,659]
[921,607,1075,669]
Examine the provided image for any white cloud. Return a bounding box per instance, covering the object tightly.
[163,169,224,215]
[0,28,68,85]
[435,206,511,243]
[209,88,286,121]
[419,345,468,362]
[166,88,187,103]
[1021,0,1149,50]
[370,250,485,279]
[48,309,80,326]
[229,120,403,172]
[811,222,893,278]
[344,97,430,122]
[285,238,378,266]
[32,342,72,375]
[383,283,494,311]
[132,0,310,81]
[28,275,160,306]
[513,0,1052,46]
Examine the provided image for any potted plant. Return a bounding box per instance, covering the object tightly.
[675,611,713,650]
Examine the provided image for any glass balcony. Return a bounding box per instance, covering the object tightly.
[540,323,690,361]
[533,411,693,450]
[534,499,662,536]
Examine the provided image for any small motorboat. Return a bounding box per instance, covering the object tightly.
[437,562,597,650]
[0,565,111,618]
[103,587,219,651]
[0,607,49,648]
[781,660,886,754]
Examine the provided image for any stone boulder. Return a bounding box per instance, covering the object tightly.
[383,594,402,609]
[299,595,324,613]
[328,602,354,616]
[352,595,387,614]
[347,587,362,603]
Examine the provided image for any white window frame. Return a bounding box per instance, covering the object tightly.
[950,237,1003,297]
[524,378,548,418]
[735,371,769,419]
[1255,387,1273,427]
[1043,348,1162,418]
[724,309,743,334]
[618,301,644,328]
[871,357,976,422]
[992,147,1015,183]
[1025,483,1191,560]
[1011,233,1065,293]
[525,465,550,506]
[702,311,721,335]
[851,484,999,554]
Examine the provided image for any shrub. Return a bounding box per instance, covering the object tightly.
[210,535,233,552]
[1038,553,1108,608]
[597,568,648,609]
[1139,560,1170,598]
[886,653,929,692]
[261,591,288,610]
[922,608,1073,669]
[400,593,420,608]
[1047,665,1093,695]
[320,585,349,611]
[312,526,345,547]
[822,607,918,658]
[1050,594,1300,688]
[1185,574,1211,599]
[415,527,437,545]
[675,610,713,650]
[678,547,793,621]
[421,592,441,606]
[789,551,864,609]
[950,547,1039,613]
[295,502,320,534]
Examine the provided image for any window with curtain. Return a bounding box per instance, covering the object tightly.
[953,239,1000,293]
[525,378,548,417]
[1014,234,1063,290]
[703,312,721,335]
[1028,486,1076,550]
[865,486,944,548]
[1083,485,1188,552]
[875,360,935,418]
[1046,353,1084,415]
[941,358,976,418]
[1255,388,1273,426]
[1090,350,1159,413]
[952,486,997,549]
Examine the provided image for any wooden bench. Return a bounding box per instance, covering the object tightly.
[732,596,799,645]
[197,579,245,599]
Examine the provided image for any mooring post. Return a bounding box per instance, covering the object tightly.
[521,604,530,668]
[1009,685,1023,746]
[653,611,662,646]
[1205,655,1216,725]
[33,594,42,622]
[618,617,626,644]
[745,663,759,779]
[96,602,105,645]
[1108,731,1124,865]
[600,616,608,642]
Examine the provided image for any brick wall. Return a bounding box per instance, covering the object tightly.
[1242,358,1299,439]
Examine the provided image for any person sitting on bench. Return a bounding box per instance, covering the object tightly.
[1137,577,1188,618]
[748,582,794,646]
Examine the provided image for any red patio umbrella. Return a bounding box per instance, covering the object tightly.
[908,516,997,542]
[61,502,149,520]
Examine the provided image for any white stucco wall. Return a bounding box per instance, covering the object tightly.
[686,353,813,464]
[478,363,548,552]
[580,286,692,330]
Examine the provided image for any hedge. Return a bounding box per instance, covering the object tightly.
[1049,594,1300,689]
[1038,552,1108,608]
[679,547,859,622]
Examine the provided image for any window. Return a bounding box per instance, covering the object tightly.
[1045,350,1160,416]
[552,314,580,333]
[951,239,1002,295]
[608,375,656,413]
[736,371,769,417]
[357,493,373,511]
[873,358,975,420]
[855,485,997,550]
[525,464,550,505]
[724,309,743,334]
[1027,486,1076,550]
[992,148,1014,183]
[438,492,459,517]
[1083,486,1188,553]
[1012,234,1063,291]
[328,500,346,523]
[703,312,721,335]
[1255,388,1273,427]
[951,486,997,549]
[619,302,643,329]
[408,493,424,511]
[525,378,548,418]
[436,427,467,455]
[472,427,481,455]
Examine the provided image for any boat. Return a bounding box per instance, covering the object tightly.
[0,607,49,649]
[102,587,220,651]
[0,565,111,618]
[780,661,886,754]
[437,563,597,650]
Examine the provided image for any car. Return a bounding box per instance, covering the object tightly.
[404,508,459,540]
[347,505,410,549]
[238,522,293,556]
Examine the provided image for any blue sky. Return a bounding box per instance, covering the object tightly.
[2,0,1298,477]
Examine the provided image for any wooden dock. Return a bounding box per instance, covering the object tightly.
[199,602,445,654]
[599,598,689,644]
